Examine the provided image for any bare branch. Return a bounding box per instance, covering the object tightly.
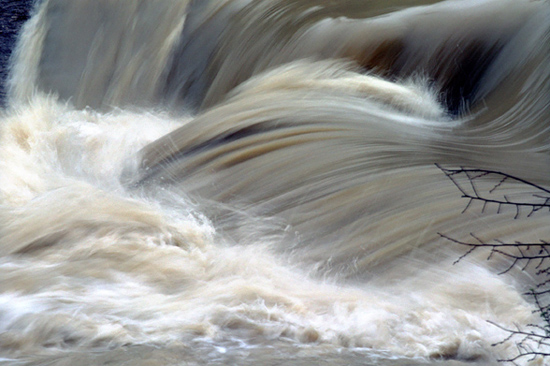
[438,233,550,275]
[488,321,550,364]
[437,165,550,363]
[435,164,550,217]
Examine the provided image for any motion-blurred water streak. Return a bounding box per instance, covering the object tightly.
[1,0,549,365]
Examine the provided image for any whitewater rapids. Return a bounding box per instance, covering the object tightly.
[1,0,549,365]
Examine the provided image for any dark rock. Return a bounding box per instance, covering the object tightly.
[0,0,35,107]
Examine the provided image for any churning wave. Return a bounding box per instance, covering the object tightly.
[1,0,550,365]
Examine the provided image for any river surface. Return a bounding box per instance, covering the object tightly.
[1,0,549,365]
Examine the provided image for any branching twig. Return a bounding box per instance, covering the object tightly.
[438,232,550,275]
[438,165,550,363]
[436,164,550,218]
[489,321,550,365]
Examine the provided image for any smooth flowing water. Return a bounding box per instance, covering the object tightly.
[1,0,549,365]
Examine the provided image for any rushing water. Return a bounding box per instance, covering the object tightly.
[1,0,550,365]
